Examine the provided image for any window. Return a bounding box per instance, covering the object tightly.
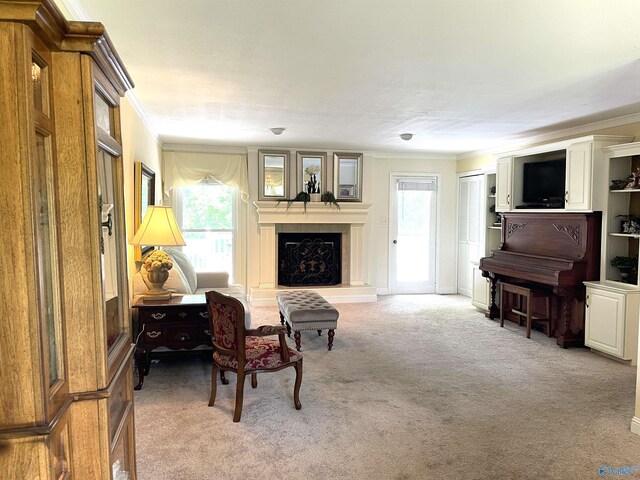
[174,180,236,280]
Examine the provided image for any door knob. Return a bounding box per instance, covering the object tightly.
[393,240,397,244]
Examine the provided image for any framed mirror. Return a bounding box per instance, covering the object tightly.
[334,152,363,202]
[296,151,327,195]
[258,150,289,200]
[134,162,155,261]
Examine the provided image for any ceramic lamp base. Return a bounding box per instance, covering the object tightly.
[143,269,171,301]
[142,291,172,302]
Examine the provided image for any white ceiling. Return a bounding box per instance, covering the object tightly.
[65,0,640,155]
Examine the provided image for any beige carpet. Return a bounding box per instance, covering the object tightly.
[133,295,640,480]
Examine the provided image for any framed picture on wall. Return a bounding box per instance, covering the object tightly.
[134,162,156,261]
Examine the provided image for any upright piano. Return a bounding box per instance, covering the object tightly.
[479,212,601,347]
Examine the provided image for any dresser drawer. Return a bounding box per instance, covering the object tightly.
[138,305,208,323]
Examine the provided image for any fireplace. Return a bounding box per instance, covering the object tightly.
[251,201,377,306]
[278,232,341,286]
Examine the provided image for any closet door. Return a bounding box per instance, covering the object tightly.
[457,175,483,296]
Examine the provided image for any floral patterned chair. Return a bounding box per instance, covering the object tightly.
[205,290,303,422]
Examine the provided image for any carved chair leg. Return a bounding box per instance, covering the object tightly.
[327,329,335,350]
[220,370,228,385]
[293,359,302,410]
[233,371,246,422]
[294,330,302,351]
[209,363,218,407]
[251,372,257,388]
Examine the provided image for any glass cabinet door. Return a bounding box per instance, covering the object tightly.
[93,80,129,373]
[31,46,68,417]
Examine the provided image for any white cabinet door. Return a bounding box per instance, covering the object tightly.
[471,264,489,310]
[495,157,512,212]
[565,141,593,211]
[585,286,625,357]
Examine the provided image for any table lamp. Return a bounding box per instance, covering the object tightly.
[131,205,186,300]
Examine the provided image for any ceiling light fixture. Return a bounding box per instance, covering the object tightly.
[270,127,285,135]
[400,133,413,141]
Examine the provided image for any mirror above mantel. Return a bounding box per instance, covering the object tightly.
[258,149,289,201]
[334,152,363,202]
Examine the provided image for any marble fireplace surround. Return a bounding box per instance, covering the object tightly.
[251,201,377,306]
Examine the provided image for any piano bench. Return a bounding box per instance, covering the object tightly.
[498,282,551,339]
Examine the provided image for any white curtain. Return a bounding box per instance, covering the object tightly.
[163,151,249,202]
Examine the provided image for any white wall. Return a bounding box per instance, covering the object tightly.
[245,148,458,294]
[368,154,458,294]
[120,97,162,292]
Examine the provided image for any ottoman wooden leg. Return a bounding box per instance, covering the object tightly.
[286,321,291,337]
[279,311,285,326]
[294,330,302,352]
[317,329,322,336]
[328,329,335,350]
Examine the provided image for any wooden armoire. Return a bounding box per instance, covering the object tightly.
[0,1,136,478]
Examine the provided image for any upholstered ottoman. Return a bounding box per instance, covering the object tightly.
[276,290,339,351]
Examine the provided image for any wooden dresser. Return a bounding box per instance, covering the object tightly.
[132,295,212,390]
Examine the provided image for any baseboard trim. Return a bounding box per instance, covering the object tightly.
[249,285,378,307]
[436,287,456,294]
[376,288,389,295]
[631,416,640,436]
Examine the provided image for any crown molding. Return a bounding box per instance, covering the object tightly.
[163,144,248,155]
[124,92,160,145]
[458,111,640,161]
[56,0,88,20]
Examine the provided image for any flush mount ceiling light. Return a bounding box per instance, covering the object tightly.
[400,133,413,141]
[270,127,285,135]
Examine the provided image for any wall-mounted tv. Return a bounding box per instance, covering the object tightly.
[522,159,566,207]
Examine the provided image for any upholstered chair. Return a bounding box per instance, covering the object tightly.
[205,290,303,422]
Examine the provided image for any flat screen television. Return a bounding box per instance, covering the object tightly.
[522,159,566,206]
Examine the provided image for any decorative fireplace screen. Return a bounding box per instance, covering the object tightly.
[278,232,341,286]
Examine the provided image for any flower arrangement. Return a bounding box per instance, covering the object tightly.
[304,165,320,176]
[305,165,321,194]
[143,250,173,272]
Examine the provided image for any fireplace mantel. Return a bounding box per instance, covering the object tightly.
[251,201,376,305]
[253,201,371,225]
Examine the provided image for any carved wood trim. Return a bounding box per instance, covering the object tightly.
[507,222,527,238]
[553,224,581,244]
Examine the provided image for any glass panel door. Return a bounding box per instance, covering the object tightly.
[389,175,437,294]
[34,132,64,386]
[97,149,126,352]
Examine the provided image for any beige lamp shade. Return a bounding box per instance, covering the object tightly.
[131,206,186,247]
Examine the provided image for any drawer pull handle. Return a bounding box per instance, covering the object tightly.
[199,312,209,319]
[151,313,166,320]
[179,312,187,318]
[146,331,161,338]
[176,333,191,341]
[204,329,211,336]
